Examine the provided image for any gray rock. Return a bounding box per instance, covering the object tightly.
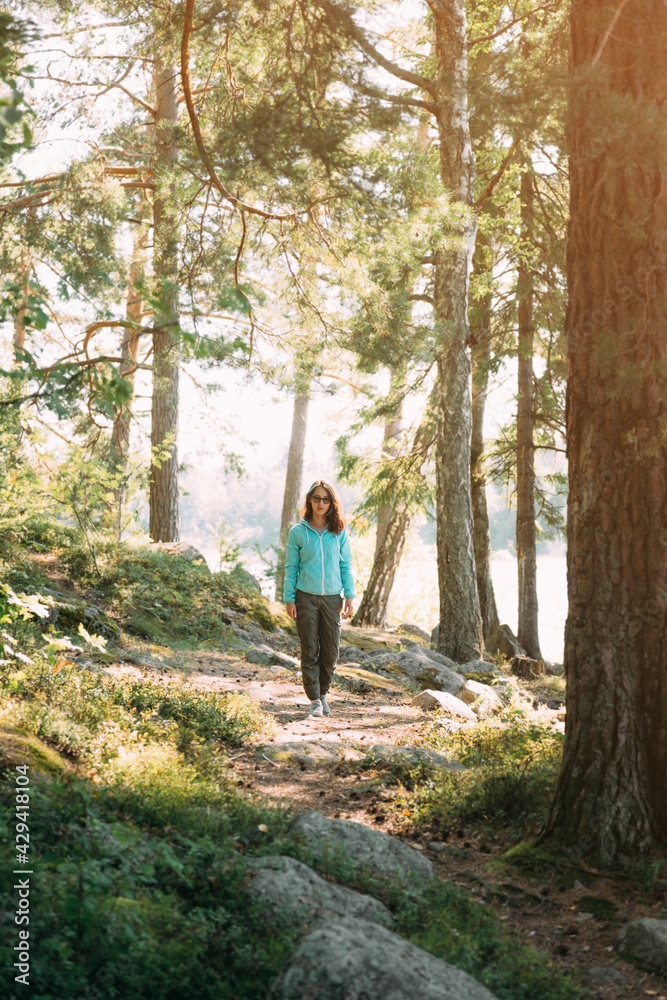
[411,689,477,720]
[291,810,434,883]
[431,623,439,646]
[42,589,121,643]
[246,855,392,926]
[511,655,545,678]
[458,680,504,715]
[274,916,500,1000]
[420,647,459,670]
[272,649,299,669]
[261,742,362,764]
[366,651,464,694]
[487,623,526,658]
[616,917,667,972]
[364,744,466,773]
[398,622,432,642]
[415,663,467,695]
[247,644,275,666]
[460,659,500,675]
[546,662,565,676]
[586,967,626,984]
[337,644,370,663]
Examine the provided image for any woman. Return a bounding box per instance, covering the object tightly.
[283,480,355,717]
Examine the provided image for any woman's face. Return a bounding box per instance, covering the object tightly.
[309,486,332,517]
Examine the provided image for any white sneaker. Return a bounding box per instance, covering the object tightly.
[321,695,331,717]
[309,699,323,718]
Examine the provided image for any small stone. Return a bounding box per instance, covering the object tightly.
[411,689,477,720]
[573,879,585,891]
[247,645,275,666]
[586,967,626,984]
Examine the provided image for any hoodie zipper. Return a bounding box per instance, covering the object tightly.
[318,531,325,594]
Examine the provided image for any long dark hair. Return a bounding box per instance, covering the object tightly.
[302,480,346,534]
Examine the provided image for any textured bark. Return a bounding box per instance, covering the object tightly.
[12,250,29,363]
[275,389,310,600]
[516,170,543,660]
[149,56,180,543]
[374,366,405,561]
[111,224,148,539]
[470,241,499,644]
[538,0,667,866]
[352,396,435,627]
[431,0,483,661]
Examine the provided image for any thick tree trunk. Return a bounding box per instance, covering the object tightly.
[374,365,405,560]
[539,0,667,866]
[431,0,483,662]
[470,239,499,643]
[516,170,543,660]
[275,389,310,599]
[352,396,436,627]
[149,57,180,543]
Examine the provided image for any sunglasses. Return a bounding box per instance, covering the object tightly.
[311,495,331,505]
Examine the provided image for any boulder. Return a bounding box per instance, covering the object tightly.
[430,623,439,646]
[247,644,275,666]
[411,690,477,720]
[364,744,466,773]
[398,622,432,643]
[247,644,299,669]
[511,655,545,679]
[274,916,500,1000]
[615,918,667,972]
[460,658,500,676]
[246,855,392,926]
[487,624,526,659]
[458,680,504,715]
[414,663,466,694]
[337,644,370,663]
[261,742,362,765]
[335,665,406,695]
[420,647,459,670]
[291,810,435,883]
[149,541,210,567]
[42,589,121,643]
[366,651,464,695]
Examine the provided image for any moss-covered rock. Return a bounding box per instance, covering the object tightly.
[0,724,71,776]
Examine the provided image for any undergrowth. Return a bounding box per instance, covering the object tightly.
[401,718,564,839]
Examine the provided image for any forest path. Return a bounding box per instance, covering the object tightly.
[106,641,667,1000]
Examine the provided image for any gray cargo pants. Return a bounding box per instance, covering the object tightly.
[294,589,343,701]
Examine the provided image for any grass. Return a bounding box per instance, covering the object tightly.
[396,718,564,840]
[4,524,287,646]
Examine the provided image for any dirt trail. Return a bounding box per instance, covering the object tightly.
[108,643,667,1000]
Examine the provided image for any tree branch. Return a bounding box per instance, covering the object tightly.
[351,76,437,114]
[474,136,521,211]
[408,293,434,305]
[323,0,435,96]
[181,0,307,223]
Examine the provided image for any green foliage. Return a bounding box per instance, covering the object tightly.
[406,720,563,838]
[39,538,278,644]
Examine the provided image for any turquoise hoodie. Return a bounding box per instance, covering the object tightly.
[283,519,355,603]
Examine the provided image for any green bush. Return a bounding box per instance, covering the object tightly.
[404,720,563,838]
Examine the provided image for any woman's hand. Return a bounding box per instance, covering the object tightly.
[342,599,354,619]
[286,602,297,619]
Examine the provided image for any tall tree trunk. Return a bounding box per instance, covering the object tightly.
[112,223,149,539]
[12,249,29,363]
[352,394,436,627]
[374,365,405,560]
[470,238,500,643]
[149,56,180,542]
[275,388,310,599]
[539,0,667,866]
[516,169,543,659]
[431,0,483,662]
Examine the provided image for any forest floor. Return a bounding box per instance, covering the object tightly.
[104,627,667,1000]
